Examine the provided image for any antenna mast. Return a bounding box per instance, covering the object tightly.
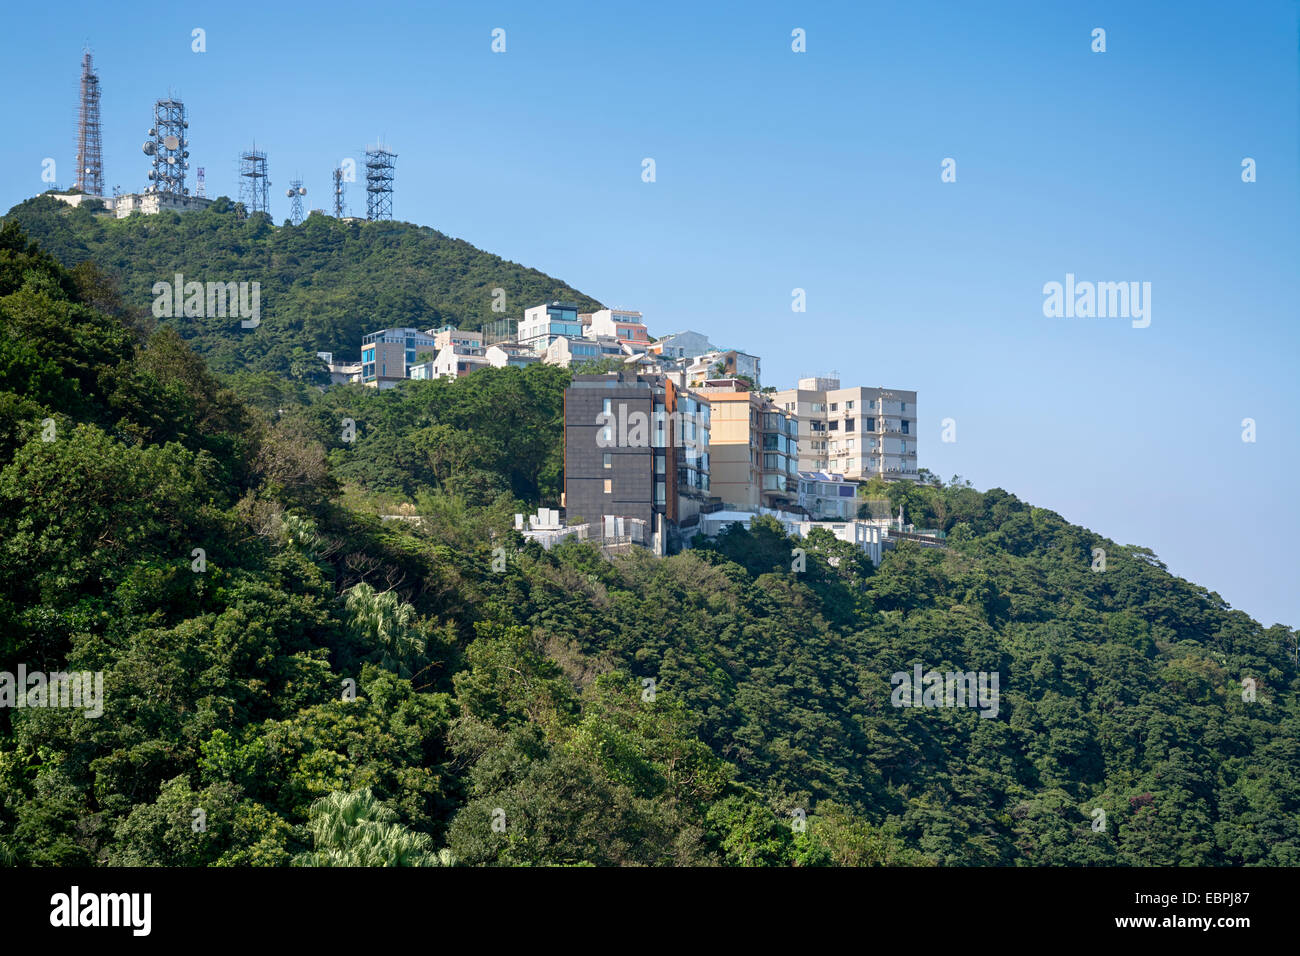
[239,144,270,215]
[286,178,306,224]
[142,97,189,195]
[332,165,346,218]
[75,51,104,196]
[364,144,395,221]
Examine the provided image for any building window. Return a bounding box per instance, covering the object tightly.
[846,400,854,410]
[901,419,910,434]
[604,478,612,494]
[603,398,612,414]
[603,453,612,469]
[845,419,855,432]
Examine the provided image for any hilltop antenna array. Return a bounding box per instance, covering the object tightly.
[332,165,346,218]
[239,145,270,215]
[142,98,189,195]
[364,145,396,221]
[286,178,306,224]
[74,52,104,196]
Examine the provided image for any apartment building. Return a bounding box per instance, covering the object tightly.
[695,380,798,511]
[317,352,362,386]
[360,327,439,388]
[686,349,761,388]
[485,343,539,369]
[648,330,716,361]
[584,308,650,345]
[772,377,918,481]
[408,341,537,380]
[432,326,484,351]
[797,471,861,520]
[518,301,583,351]
[543,334,636,368]
[563,372,712,544]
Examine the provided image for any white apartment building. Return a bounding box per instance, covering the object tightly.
[518,302,583,351]
[649,330,716,361]
[797,471,862,520]
[485,344,539,369]
[772,377,918,481]
[685,349,761,387]
[542,335,640,368]
[408,344,489,380]
[584,309,650,345]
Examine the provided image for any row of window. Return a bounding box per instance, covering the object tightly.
[790,400,911,414]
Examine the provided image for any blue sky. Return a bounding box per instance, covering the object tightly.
[2,1,1297,627]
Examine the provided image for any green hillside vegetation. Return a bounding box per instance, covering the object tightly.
[0,218,1297,867]
[3,193,603,379]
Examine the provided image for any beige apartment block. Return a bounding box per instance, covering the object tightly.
[771,377,918,481]
[697,381,798,510]
[433,326,484,351]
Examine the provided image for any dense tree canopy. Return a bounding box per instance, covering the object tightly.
[0,218,1295,867]
[4,194,602,379]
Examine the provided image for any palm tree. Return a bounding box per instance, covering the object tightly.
[278,512,322,559]
[293,789,455,867]
[342,582,426,676]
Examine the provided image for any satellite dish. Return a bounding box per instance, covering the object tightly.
[182,151,189,158]
[163,135,180,151]
[147,170,155,179]
[286,188,294,197]
[167,156,176,165]
[298,186,307,195]
[182,121,188,128]
[148,127,156,136]
[142,142,156,155]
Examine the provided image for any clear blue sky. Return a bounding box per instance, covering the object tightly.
[2,1,1297,627]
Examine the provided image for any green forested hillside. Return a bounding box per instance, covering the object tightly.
[2,193,602,378]
[1,219,1297,867]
